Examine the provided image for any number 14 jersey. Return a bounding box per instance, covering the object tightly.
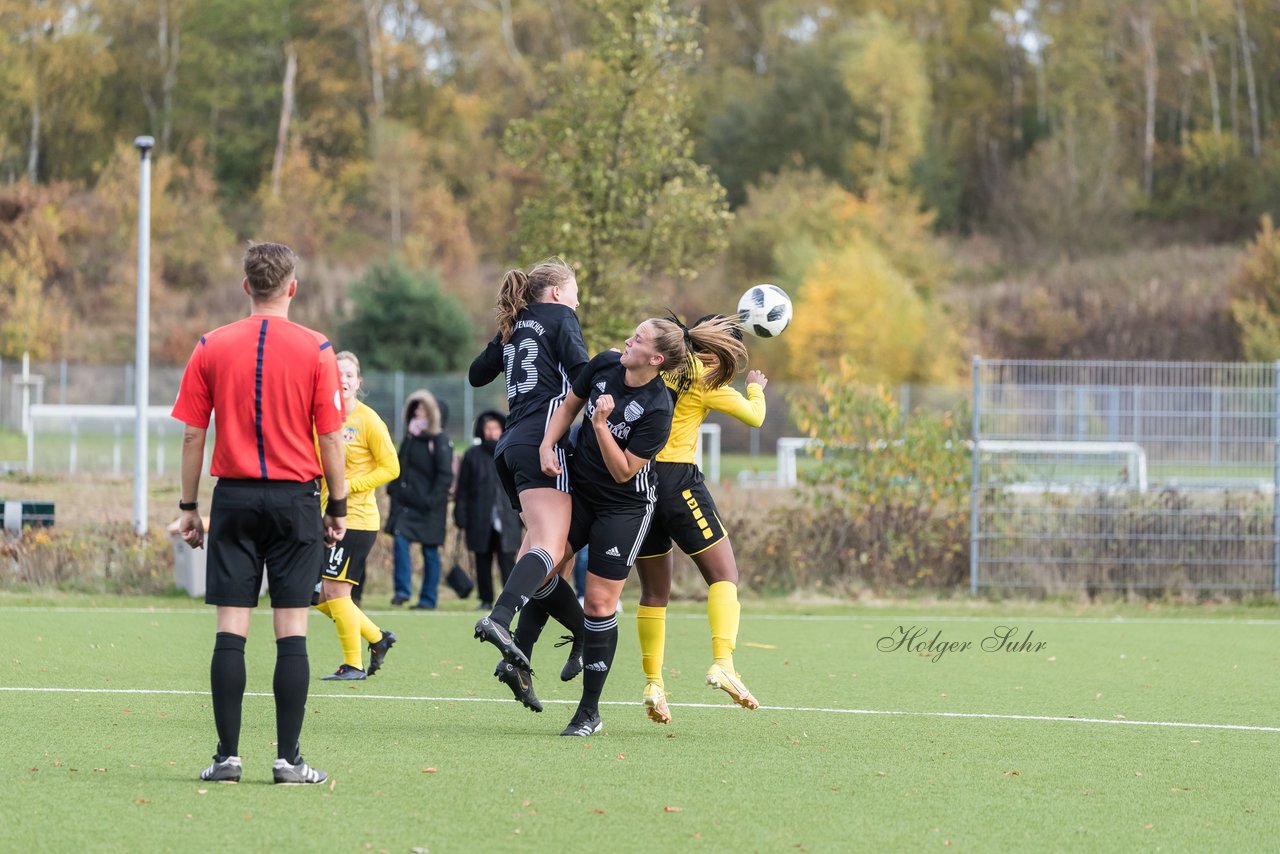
[468,302,590,454]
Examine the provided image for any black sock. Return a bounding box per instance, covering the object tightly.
[210,632,246,757]
[539,575,585,642]
[513,598,550,660]
[490,548,554,626]
[578,613,618,716]
[273,635,309,762]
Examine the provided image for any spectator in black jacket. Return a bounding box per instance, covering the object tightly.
[454,410,524,610]
[386,389,454,608]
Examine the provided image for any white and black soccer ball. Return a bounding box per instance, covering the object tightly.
[737,284,793,338]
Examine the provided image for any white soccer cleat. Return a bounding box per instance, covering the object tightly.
[706,663,760,710]
[642,681,671,725]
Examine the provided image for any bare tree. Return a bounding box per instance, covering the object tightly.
[1233,0,1260,157]
[1130,7,1157,198]
[270,45,297,199]
[1190,0,1221,140]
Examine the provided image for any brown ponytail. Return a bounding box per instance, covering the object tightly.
[648,314,748,394]
[495,257,577,342]
[688,315,747,390]
[496,269,531,342]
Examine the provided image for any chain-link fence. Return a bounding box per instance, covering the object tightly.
[4,356,961,475]
[972,359,1279,594]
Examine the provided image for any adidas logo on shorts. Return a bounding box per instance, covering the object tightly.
[585,661,609,672]
[605,546,621,557]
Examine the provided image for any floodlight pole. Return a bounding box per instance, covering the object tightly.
[133,135,155,537]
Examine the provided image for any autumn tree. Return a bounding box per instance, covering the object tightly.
[504,0,730,350]
[1231,215,1280,361]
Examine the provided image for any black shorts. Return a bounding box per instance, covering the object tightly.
[206,479,325,609]
[320,529,379,586]
[567,488,657,581]
[637,462,728,559]
[495,443,569,511]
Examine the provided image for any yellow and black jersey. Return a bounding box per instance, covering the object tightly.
[656,359,765,465]
[319,401,400,531]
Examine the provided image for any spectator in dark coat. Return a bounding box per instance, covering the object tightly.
[454,410,524,610]
[386,389,454,608]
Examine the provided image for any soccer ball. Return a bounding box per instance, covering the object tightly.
[737,284,793,338]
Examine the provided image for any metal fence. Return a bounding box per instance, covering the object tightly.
[3,356,964,473]
[971,359,1280,594]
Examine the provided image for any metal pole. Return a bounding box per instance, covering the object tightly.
[1273,362,1279,596]
[393,370,405,438]
[20,351,30,436]
[133,135,155,536]
[969,356,982,596]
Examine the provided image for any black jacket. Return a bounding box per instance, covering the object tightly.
[453,411,523,554]
[386,390,454,546]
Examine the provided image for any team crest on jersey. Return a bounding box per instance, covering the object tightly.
[343,426,357,443]
[624,400,644,422]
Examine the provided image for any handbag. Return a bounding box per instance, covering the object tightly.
[445,528,474,599]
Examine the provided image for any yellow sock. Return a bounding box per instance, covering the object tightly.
[707,581,740,668]
[636,605,667,689]
[314,600,333,619]
[357,607,382,645]
[326,595,365,669]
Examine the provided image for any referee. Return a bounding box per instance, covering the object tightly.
[172,242,347,785]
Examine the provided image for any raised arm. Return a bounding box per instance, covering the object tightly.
[704,370,768,427]
[469,334,504,387]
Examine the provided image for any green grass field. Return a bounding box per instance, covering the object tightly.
[3,594,1279,852]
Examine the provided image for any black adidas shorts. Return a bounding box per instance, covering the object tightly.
[637,462,728,559]
[320,529,379,586]
[206,479,325,609]
[495,443,570,511]
[567,489,656,582]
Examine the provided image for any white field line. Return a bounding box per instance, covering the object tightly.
[2,605,1280,626]
[0,685,1277,734]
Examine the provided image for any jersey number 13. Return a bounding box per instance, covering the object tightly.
[503,339,538,399]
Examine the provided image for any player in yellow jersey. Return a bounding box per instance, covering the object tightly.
[314,351,402,680]
[633,314,763,723]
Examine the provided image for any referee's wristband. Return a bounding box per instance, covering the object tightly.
[325,496,347,518]
[179,500,198,512]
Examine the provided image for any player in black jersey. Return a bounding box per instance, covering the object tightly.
[468,259,591,696]
[535,316,746,736]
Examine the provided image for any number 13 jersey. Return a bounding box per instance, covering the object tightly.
[468,302,590,454]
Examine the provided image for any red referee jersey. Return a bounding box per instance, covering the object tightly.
[172,315,346,481]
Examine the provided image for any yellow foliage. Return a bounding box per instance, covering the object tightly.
[786,240,956,384]
[0,231,68,360]
[1231,215,1280,360]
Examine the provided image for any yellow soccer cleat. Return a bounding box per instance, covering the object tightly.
[706,663,760,710]
[642,681,672,725]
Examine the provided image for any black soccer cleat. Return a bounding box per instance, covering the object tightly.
[474,617,532,671]
[555,634,584,682]
[495,660,543,713]
[322,663,367,681]
[367,629,397,676]
[559,707,603,737]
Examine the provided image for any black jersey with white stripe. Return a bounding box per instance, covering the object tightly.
[569,351,673,505]
[469,302,589,453]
